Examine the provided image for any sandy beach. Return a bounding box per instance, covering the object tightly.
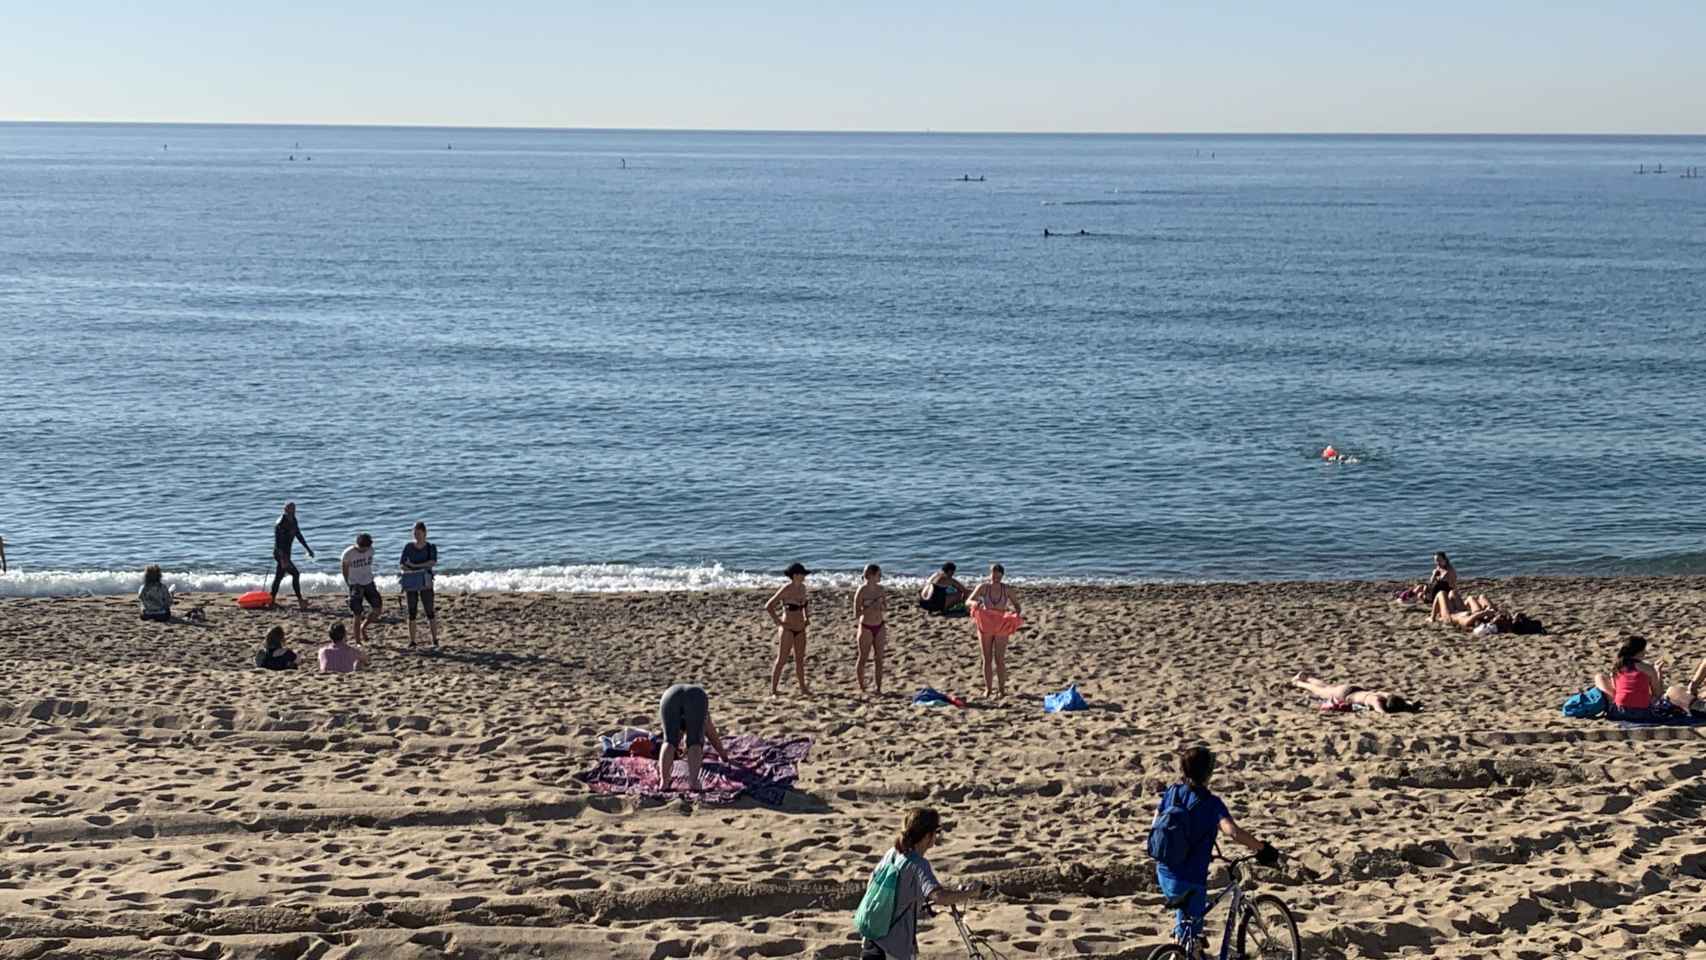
[2,576,1704,959]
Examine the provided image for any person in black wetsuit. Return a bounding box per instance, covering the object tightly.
[270,502,315,609]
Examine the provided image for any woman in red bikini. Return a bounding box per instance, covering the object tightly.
[851,563,887,695]
[967,563,1023,699]
[766,562,813,697]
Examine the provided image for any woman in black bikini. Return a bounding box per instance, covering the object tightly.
[851,563,887,695]
[766,562,813,697]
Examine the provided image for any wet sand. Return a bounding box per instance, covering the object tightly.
[2,576,1704,959]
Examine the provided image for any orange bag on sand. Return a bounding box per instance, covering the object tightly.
[628,737,656,759]
[236,590,274,610]
[970,605,1023,637]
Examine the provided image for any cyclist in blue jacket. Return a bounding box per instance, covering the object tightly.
[1155,746,1279,942]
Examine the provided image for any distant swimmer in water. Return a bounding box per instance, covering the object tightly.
[1078,229,1087,236]
[620,157,626,169]
[0,534,8,572]
[1043,228,1052,237]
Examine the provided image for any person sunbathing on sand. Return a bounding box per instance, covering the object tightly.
[657,684,731,791]
[766,562,812,696]
[1292,672,1417,713]
[1431,590,1504,630]
[852,563,887,695]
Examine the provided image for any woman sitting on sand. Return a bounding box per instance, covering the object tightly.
[1593,635,1664,716]
[138,565,173,622]
[852,563,887,695]
[918,562,969,616]
[1292,672,1417,713]
[858,807,986,960]
[967,563,1023,699]
[255,626,299,670]
[766,562,812,697]
[1423,552,1458,603]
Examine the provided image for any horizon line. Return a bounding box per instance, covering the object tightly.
[3,118,1704,138]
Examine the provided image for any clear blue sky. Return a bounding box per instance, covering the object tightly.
[4,1,1703,132]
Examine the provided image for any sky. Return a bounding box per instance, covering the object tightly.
[3,1,1703,133]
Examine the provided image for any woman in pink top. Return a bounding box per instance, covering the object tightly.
[1593,635,1663,712]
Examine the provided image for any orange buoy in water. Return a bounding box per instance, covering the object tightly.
[236,590,274,609]
[1321,445,1338,460]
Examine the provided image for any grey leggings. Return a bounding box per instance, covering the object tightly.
[659,684,708,748]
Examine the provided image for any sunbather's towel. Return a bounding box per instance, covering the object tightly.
[576,734,812,805]
[1043,684,1087,713]
[1610,703,1706,728]
[913,687,951,707]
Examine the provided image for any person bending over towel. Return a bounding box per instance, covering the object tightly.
[657,684,730,791]
[1292,672,1417,713]
[1593,635,1664,714]
[256,625,299,670]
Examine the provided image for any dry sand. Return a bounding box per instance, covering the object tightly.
[2,576,1704,959]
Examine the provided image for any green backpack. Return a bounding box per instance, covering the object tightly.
[853,852,919,940]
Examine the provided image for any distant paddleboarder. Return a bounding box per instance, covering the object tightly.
[270,502,316,610]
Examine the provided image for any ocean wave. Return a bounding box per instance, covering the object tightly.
[0,564,928,598]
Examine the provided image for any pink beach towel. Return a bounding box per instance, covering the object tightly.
[576,734,812,806]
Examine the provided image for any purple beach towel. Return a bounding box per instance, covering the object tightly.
[576,734,813,805]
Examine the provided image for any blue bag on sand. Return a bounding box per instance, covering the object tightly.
[912,688,950,707]
[1561,687,1606,719]
[1043,684,1088,713]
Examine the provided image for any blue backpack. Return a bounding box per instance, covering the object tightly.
[1147,784,1203,870]
[1562,687,1607,719]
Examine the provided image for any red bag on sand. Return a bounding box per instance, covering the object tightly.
[629,737,656,758]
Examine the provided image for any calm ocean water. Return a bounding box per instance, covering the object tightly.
[3,123,1705,595]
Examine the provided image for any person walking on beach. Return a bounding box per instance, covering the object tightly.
[317,622,369,673]
[657,684,731,791]
[967,564,1022,699]
[399,521,439,648]
[270,502,315,610]
[1151,747,1280,947]
[766,562,813,697]
[855,807,987,960]
[341,533,382,645]
[852,563,888,695]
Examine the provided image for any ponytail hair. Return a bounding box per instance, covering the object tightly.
[894,807,941,854]
[1615,635,1648,673]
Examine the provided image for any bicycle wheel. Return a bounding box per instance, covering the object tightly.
[1234,893,1301,960]
[1146,946,1189,960]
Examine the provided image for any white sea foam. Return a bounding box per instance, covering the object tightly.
[0,564,940,598]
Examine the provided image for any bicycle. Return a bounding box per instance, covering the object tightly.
[1146,849,1301,960]
[943,903,1008,960]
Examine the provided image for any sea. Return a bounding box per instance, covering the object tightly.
[3,123,1705,596]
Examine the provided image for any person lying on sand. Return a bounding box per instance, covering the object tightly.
[657,684,730,791]
[1593,635,1664,714]
[1292,672,1417,713]
[1430,590,1504,629]
[256,625,299,670]
[858,807,987,960]
[765,562,812,697]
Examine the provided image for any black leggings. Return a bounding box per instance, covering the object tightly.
[406,588,435,621]
[270,558,301,599]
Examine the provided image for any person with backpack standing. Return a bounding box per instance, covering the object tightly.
[854,807,986,959]
[1149,747,1279,946]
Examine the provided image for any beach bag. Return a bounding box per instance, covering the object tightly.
[1147,784,1201,871]
[1511,613,1544,635]
[854,852,919,939]
[1562,687,1606,719]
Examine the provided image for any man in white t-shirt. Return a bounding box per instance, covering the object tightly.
[341,532,382,644]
